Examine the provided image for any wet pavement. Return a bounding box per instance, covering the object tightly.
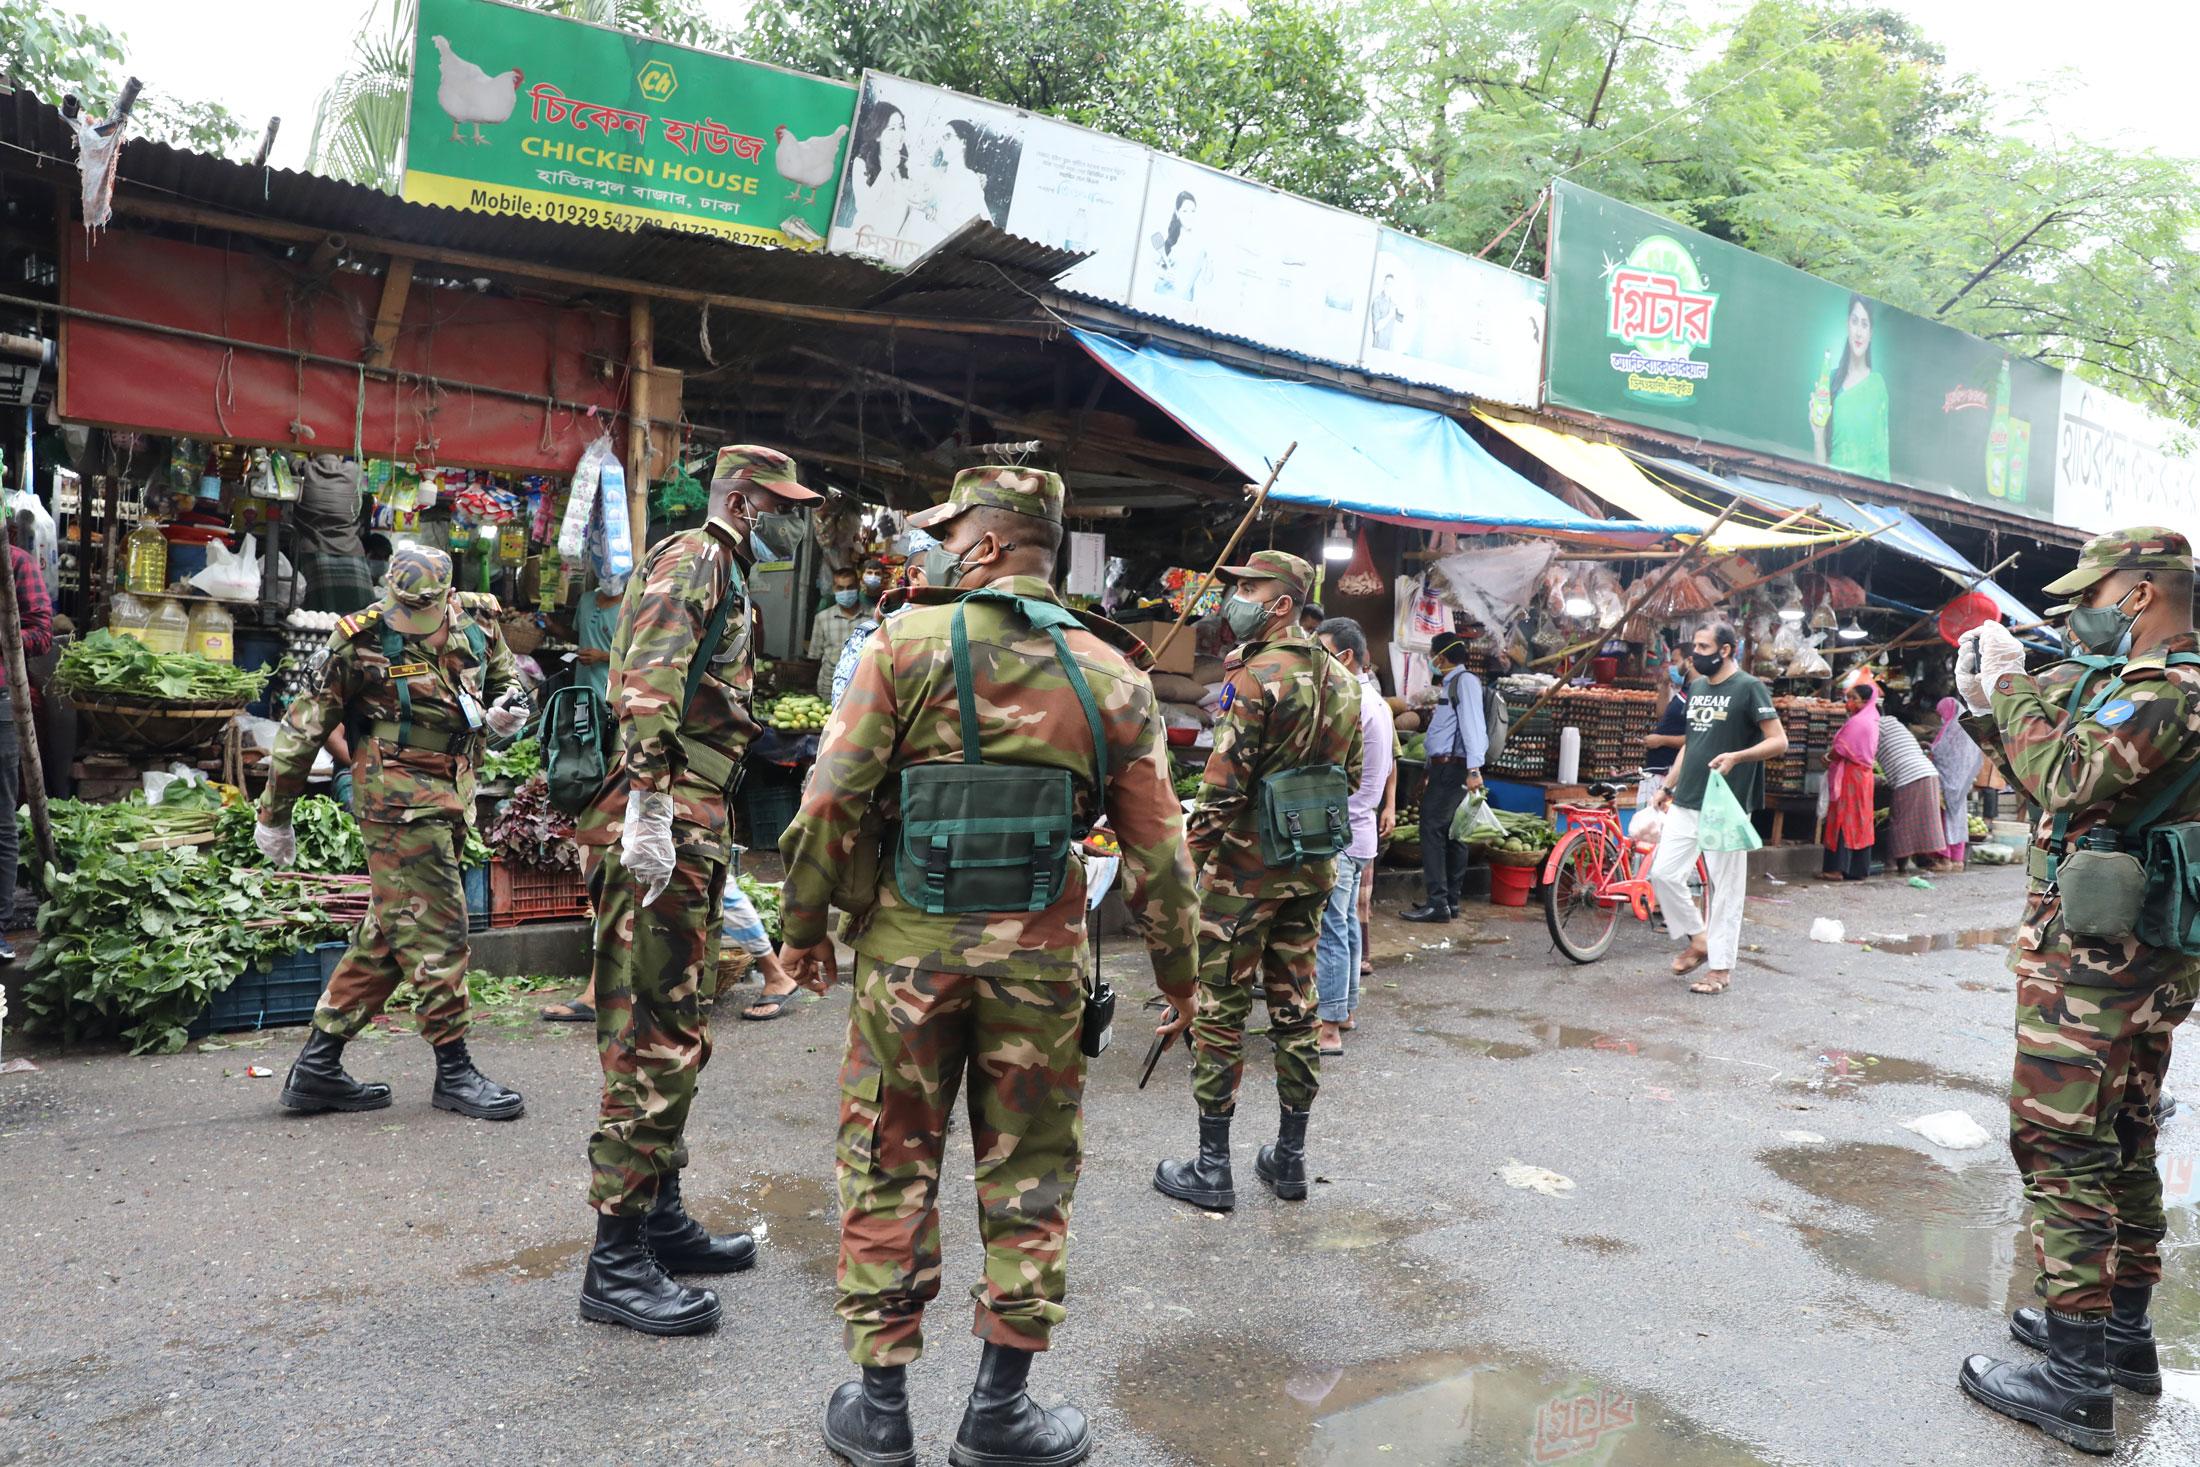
[4,861,2200,1465]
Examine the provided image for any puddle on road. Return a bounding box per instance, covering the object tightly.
[1562,1235,1639,1258]
[459,1238,588,1282]
[1858,927,2011,955]
[455,1173,839,1283]
[1115,1335,1772,1466]
[1791,1048,1999,1099]
[1431,1019,1700,1070]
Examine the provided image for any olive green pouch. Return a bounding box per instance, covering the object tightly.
[2058,846,2147,940]
[2138,823,2200,955]
[1256,764,1352,865]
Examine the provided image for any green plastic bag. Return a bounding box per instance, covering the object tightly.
[1697,771,1762,853]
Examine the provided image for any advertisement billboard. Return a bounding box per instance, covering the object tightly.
[2055,376,2200,543]
[827,73,1150,298]
[400,0,856,249]
[1545,180,2059,519]
[1361,230,1545,407]
[1125,153,1379,367]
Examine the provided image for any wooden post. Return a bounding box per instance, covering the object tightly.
[627,297,653,543]
[364,259,412,368]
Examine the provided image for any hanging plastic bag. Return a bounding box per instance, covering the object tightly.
[1450,789,1508,844]
[1697,771,1762,853]
[558,436,612,563]
[1628,801,1665,848]
[596,449,634,582]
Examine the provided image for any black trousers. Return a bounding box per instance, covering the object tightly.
[1420,761,1469,905]
[1821,842,1871,881]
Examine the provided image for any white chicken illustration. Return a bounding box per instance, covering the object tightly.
[431,35,523,145]
[773,124,849,204]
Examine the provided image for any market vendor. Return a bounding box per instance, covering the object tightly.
[806,563,863,698]
[257,544,531,1122]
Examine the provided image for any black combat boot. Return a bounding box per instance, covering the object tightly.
[1153,1112,1235,1211]
[279,1030,392,1113]
[2010,1284,2162,1395]
[948,1342,1091,1467]
[579,1212,721,1336]
[1960,1308,2116,1455]
[823,1365,916,1467]
[645,1171,758,1275]
[1254,1106,1311,1201]
[429,1038,524,1120]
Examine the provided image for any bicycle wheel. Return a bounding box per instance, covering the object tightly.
[1545,828,1622,963]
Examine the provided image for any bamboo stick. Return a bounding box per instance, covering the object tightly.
[1150,443,1297,663]
[1839,550,2023,661]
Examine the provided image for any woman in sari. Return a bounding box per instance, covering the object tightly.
[1929,695,1983,865]
[1821,680,1881,882]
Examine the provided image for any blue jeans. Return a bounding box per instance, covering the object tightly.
[1315,851,1367,1024]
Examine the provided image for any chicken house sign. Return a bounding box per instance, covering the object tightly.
[401,0,857,250]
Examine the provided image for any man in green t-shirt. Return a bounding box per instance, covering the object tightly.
[1651,621,1788,996]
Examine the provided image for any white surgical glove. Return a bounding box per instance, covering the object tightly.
[1973,621,2027,689]
[255,817,297,868]
[1955,628,1991,715]
[486,704,528,738]
[621,788,678,908]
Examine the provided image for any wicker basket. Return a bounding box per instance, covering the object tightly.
[68,694,245,755]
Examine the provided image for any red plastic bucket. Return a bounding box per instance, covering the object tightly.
[1489,860,1536,906]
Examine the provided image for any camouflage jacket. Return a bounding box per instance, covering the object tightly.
[1187,622,1366,901]
[262,593,516,827]
[779,575,1199,988]
[1967,631,2200,987]
[576,518,759,849]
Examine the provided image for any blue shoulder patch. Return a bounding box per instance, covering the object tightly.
[2095,698,2137,728]
[1218,683,1237,714]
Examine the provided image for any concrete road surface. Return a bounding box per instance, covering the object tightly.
[3,861,2196,1465]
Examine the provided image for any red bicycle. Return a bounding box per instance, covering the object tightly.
[1541,774,1705,964]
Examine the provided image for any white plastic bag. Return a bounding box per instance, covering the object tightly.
[190,538,262,601]
[1627,803,1665,847]
[1902,1110,1991,1151]
[1809,918,1846,943]
[1432,542,1557,643]
[1451,790,1507,843]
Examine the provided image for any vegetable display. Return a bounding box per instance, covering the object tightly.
[485,774,580,870]
[481,737,542,783]
[738,872,783,944]
[55,629,270,704]
[1466,809,1556,862]
[758,692,831,732]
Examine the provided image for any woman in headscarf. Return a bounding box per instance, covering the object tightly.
[1821,679,1881,882]
[1878,703,1949,872]
[1929,694,1983,866]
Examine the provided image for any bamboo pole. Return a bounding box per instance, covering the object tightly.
[1839,550,2023,662]
[1511,498,1743,731]
[1150,443,1298,662]
[627,297,653,540]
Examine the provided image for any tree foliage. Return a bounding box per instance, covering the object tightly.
[0,0,252,155]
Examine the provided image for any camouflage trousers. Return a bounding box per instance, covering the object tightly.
[1189,891,1324,1117]
[587,843,729,1216]
[2011,967,2198,1313]
[314,815,471,1046]
[835,955,1086,1367]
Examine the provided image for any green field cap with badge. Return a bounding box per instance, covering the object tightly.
[710,444,820,503]
[383,544,454,636]
[2042,527,2193,616]
[905,465,1066,530]
[1220,548,1315,605]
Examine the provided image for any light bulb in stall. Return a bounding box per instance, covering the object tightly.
[1778,603,1806,623]
[1323,516,1352,562]
[1563,594,1595,617]
[1837,616,1868,642]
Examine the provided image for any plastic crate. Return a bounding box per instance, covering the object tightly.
[463,864,492,933]
[188,942,343,1038]
[489,858,590,927]
[742,773,803,855]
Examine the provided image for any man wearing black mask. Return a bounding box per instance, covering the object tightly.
[1403,633,1485,922]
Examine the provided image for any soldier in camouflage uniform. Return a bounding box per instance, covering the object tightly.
[569,445,820,1338]
[1155,550,1363,1213]
[1953,528,2200,1455]
[261,544,529,1121]
[777,467,1199,1467]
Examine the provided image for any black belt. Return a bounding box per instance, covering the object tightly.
[1430,754,1465,765]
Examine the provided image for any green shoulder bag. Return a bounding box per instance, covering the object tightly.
[893,593,1109,917]
[1254,644,1354,866]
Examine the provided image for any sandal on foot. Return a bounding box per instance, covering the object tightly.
[1670,945,1709,977]
[740,990,803,1021]
[540,1000,595,1023]
[1689,972,1731,995]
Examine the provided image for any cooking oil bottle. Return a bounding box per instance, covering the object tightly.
[187,600,234,663]
[144,596,190,655]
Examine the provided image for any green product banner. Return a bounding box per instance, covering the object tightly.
[401,0,856,249]
[1545,180,2057,520]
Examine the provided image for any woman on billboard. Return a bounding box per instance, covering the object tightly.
[1810,293,1891,479]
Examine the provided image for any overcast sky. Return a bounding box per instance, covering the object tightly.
[59,0,2200,174]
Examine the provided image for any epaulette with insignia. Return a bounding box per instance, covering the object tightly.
[335,605,386,639]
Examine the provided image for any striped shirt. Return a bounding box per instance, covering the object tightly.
[1877,716,1938,789]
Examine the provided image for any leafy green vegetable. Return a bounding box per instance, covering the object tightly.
[738,871,783,944]
[213,795,367,874]
[484,774,578,870]
[481,737,541,782]
[55,629,270,704]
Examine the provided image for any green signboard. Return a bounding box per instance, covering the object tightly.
[1544,180,2057,519]
[401,0,856,249]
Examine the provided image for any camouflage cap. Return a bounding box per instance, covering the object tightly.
[1220,549,1315,605]
[2042,526,2193,613]
[905,466,1065,531]
[711,444,819,503]
[382,543,453,635]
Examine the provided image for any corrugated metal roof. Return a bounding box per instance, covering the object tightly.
[0,89,1068,318]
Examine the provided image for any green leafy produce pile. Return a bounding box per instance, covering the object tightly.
[1173,770,1205,802]
[21,795,358,1055]
[738,872,783,944]
[481,737,542,782]
[1467,809,1556,855]
[55,629,270,705]
[213,796,367,874]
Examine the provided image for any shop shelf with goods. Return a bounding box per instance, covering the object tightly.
[1491,686,1556,781]
[1552,687,1658,782]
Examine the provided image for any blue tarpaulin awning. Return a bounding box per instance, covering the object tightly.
[1074,330,1689,546]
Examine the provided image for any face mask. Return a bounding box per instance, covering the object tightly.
[749,530,775,563]
[2068,586,2142,657]
[1691,650,1724,676]
[861,576,882,594]
[834,589,860,610]
[1223,592,1274,642]
[1667,665,1685,688]
[921,545,968,589]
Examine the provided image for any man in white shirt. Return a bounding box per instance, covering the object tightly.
[806,565,863,698]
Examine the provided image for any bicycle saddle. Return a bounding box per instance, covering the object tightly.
[1586,781,1620,799]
